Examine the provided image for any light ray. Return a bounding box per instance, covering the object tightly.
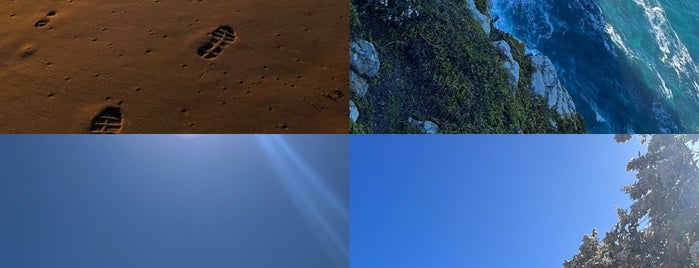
[255,135,348,258]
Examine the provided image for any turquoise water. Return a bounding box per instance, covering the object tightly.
[492,0,699,133]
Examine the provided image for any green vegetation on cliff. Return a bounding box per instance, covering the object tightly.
[350,0,587,133]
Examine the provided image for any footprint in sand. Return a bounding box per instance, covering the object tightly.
[197,25,236,60]
[34,11,56,28]
[89,106,123,134]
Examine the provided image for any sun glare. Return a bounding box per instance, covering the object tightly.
[255,135,349,258]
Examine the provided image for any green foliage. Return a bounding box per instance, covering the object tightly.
[351,0,587,133]
[349,85,373,134]
[565,135,699,267]
[384,92,406,133]
[350,120,369,134]
[474,0,489,14]
[614,134,633,143]
[350,2,361,36]
[352,0,435,25]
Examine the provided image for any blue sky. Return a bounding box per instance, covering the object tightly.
[350,135,646,268]
[0,135,348,268]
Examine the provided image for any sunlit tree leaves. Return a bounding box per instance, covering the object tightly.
[565,135,699,268]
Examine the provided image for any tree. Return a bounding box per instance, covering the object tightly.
[565,135,699,268]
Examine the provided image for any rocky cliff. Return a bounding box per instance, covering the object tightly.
[529,53,577,117]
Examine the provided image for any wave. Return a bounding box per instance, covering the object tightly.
[604,23,636,59]
[491,0,555,44]
[589,101,607,123]
[491,0,699,132]
[655,70,673,98]
[631,0,698,78]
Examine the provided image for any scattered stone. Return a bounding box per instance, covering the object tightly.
[350,70,369,97]
[349,100,359,122]
[408,117,439,134]
[549,118,558,129]
[350,40,380,77]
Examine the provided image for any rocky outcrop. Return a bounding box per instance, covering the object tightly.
[484,0,578,119]
[529,53,577,116]
[408,117,439,134]
[349,100,359,122]
[493,40,520,89]
[350,71,369,97]
[349,39,381,125]
[349,39,380,98]
[350,0,586,133]
[466,0,491,36]
[350,40,380,77]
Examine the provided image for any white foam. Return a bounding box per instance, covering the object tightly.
[632,0,699,78]
[491,0,555,42]
[581,95,613,131]
[589,102,607,123]
[656,70,674,99]
[524,47,540,56]
[650,6,663,12]
[604,23,636,59]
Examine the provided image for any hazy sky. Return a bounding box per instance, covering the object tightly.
[0,135,348,268]
[350,135,646,267]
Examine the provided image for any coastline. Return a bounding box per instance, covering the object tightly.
[349,0,586,133]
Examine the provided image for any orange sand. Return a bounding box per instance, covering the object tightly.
[0,1,348,133]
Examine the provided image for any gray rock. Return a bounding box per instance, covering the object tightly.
[350,70,369,97]
[422,121,439,134]
[349,100,359,122]
[466,0,490,36]
[408,117,439,134]
[350,40,380,77]
[493,40,520,89]
[529,53,577,116]
[549,118,558,129]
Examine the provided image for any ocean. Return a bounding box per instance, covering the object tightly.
[491,0,699,133]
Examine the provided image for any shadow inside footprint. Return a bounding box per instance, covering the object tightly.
[198,25,236,60]
[89,106,123,134]
[34,11,56,27]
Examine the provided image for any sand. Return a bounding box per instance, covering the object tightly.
[0,0,348,133]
